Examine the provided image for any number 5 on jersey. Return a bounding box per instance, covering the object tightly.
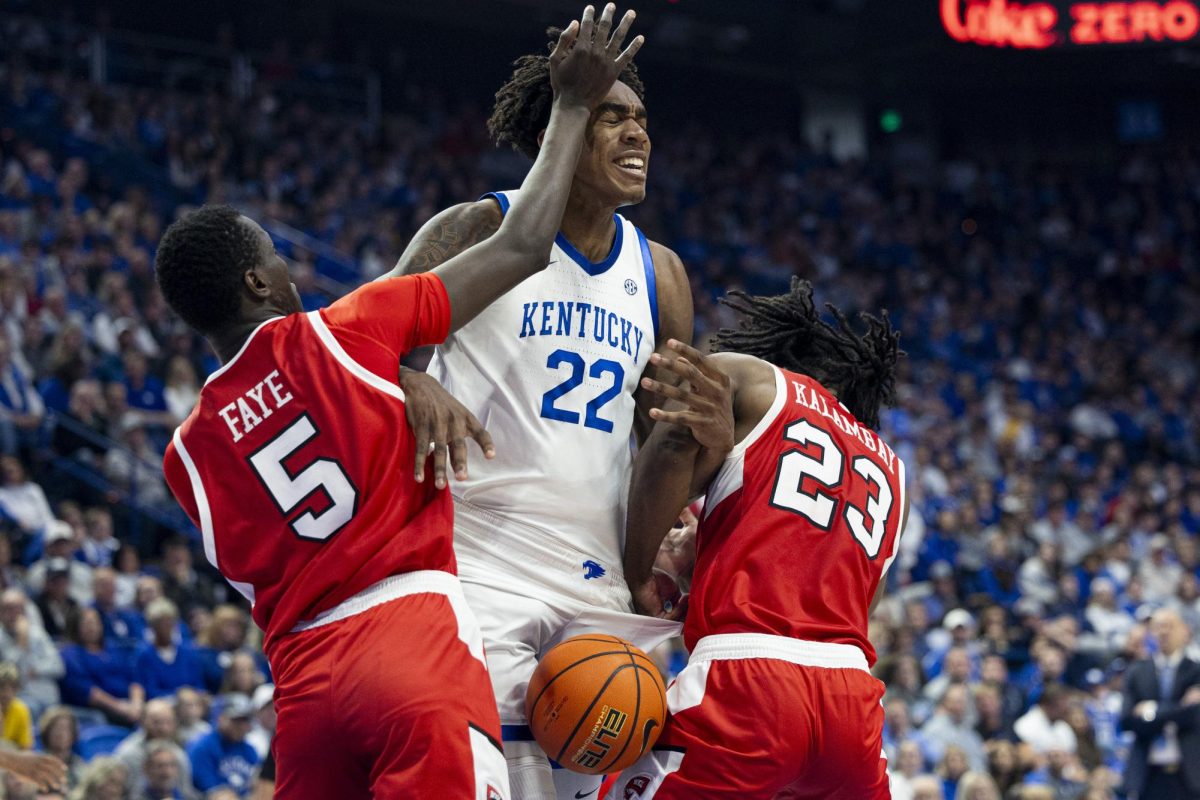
[249,414,359,541]
[770,419,894,558]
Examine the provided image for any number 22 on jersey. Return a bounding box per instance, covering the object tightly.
[539,348,625,433]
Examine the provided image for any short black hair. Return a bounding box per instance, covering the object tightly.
[488,27,645,159]
[156,205,260,335]
[712,277,902,429]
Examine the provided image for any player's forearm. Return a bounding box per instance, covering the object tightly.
[624,425,702,585]
[433,98,591,331]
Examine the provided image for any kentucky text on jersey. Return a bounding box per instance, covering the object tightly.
[217,369,294,443]
[790,380,898,475]
[518,300,648,365]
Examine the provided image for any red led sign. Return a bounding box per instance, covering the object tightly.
[941,0,1200,48]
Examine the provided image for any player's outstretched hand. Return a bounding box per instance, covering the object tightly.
[399,367,494,489]
[550,4,643,110]
[0,750,67,793]
[641,340,735,453]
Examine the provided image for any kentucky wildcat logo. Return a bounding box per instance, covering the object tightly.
[582,560,606,580]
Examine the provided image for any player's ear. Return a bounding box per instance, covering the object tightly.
[536,128,547,149]
[242,268,271,299]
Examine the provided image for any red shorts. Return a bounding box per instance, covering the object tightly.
[268,571,509,800]
[609,634,889,800]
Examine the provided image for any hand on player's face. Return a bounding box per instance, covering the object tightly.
[398,369,494,490]
[642,340,735,453]
[549,4,644,111]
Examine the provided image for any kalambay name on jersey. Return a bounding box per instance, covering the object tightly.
[429,190,658,567]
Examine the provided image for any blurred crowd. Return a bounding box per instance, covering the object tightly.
[1,10,1199,800]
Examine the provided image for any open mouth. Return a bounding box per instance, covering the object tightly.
[614,156,646,176]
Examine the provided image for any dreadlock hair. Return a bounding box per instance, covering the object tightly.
[712,277,902,429]
[155,205,261,335]
[488,27,645,159]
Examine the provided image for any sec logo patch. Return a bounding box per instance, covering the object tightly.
[487,785,504,800]
[624,279,638,295]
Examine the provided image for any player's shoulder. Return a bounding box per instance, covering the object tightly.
[438,198,504,232]
[644,239,686,282]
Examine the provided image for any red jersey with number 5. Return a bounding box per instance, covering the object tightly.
[688,365,906,665]
[162,273,454,651]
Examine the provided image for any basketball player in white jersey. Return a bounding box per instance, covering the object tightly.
[394,9,694,797]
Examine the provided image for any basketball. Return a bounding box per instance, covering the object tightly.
[525,634,667,775]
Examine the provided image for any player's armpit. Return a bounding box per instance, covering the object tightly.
[386,200,503,279]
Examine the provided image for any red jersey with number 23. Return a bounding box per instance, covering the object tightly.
[162,273,453,652]
[688,364,906,666]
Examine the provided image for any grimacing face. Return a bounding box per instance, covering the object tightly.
[570,81,649,208]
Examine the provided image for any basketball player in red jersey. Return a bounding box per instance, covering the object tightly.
[155,8,643,798]
[610,277,907,799]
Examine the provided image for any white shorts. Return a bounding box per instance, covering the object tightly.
[452,499,682,731]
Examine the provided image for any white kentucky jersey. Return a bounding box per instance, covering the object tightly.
[428,189,659,569]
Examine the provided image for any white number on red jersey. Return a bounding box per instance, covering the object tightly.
[770,419,894,558]
[248,414,359,541]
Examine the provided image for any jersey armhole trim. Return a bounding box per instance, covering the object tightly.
[171,431,257,606]
[635,226,660,339]
[480,191,510,215]
[171,429,217,569]
[306,311,406,402]
[727,364,787,459]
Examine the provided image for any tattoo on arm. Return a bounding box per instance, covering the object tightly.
[394,202,503,276]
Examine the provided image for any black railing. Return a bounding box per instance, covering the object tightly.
[39,412,197,548]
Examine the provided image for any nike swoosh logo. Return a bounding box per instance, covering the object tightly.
[641,719,660,751]
[574,789,598,798]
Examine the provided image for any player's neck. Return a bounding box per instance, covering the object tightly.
[559,191,619,263]
[209,310,284,364]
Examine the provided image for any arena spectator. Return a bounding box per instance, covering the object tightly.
[0,456,53,538]
[0,662,32,749]
[194,607,251,695]
[81,509,119,569]
[985,739,1023,796]
[26,519,93,607]
[0,587,62,718]
[134,598,204,699]
[938,744,971,799]
[39,705,85,790]
[92,567,144,651]
[1015,686,1079,759]
[113,697,193,799]
[159,539,219,620]
[174,687,210,747]
[920,684,987,772]
[1120,608,1200,800]
[103,415,169,509]
[140,739,185,800]
[909,774,946,800]
[162,358,199,426]
[69,757,129,800]
[0,337,44,457]
[36,557,81,640]
[60,607,145,725]
[187,695,258,798]
[244,684,273,762]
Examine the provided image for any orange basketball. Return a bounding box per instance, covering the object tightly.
[524,634,667,775]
